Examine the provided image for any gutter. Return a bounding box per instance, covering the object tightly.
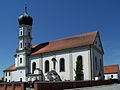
[90,45,95,80]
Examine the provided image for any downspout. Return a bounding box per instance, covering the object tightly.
[69,51,73,81]
[90,45,92,80]
[41,53,44,81]
[90,45,95,80]
[92,45,95,80]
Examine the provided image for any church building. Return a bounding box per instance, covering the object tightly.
[3,11,104,82]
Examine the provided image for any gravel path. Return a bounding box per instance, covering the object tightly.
[64,84,120,90]
[26,84,120,90]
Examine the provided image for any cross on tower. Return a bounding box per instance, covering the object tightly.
[25,4,28,14]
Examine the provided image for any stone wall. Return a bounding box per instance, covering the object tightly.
[34,79,118,90]
[0,79,118,90]
[0,82,25,90]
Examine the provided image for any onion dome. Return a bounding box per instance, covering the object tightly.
[18,13,33,26]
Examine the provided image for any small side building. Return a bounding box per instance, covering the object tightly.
[104,65,120,80]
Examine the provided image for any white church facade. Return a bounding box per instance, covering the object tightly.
[3,11,104,82]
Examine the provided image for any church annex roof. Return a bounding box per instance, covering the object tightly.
[31,31,98,55]
[104,65,119,74]
[3,64,16,72]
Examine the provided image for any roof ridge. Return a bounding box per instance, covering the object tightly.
[104,64,119,67]
[32,31,98,47]
[51,31,98,42]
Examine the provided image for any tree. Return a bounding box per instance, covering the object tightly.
[74,56,84,81]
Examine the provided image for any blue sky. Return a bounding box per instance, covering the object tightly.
[0,0,120,77]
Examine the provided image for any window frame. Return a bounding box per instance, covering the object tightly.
[76,55,84,80]
[9,72,10,76]
[20,42,23,48]
[60,58,65,72]
[52,58,56,70]
[20,31,23,36]
[20,58,22,63]
[32,62,36,74]
[45,60,49,73]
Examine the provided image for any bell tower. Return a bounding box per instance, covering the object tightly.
[18,5,33,53]
[14,5,33,82]
[16,6,33,68]
[18,24,32,51]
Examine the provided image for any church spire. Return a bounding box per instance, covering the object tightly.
[18,4,33,26]
[25,4,28,14]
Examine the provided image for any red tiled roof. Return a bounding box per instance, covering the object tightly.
[3,64,16,72]
[4,31,98,71]
[31,31,98,55]
[104,65,119,74]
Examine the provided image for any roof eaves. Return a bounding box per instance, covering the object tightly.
[30,44,92,56]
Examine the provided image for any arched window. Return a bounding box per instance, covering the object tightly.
[45,60,49,73]
[20,42,23,48]
[6,78,7,82]
[32,62,36,74]
[20,58,22,63]
[20,31,22,36]
[77,56,83,62]
[76,55,84,80]
[52,58,56,70]
[60,58,65,72]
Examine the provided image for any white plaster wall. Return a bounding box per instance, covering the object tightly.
[104,73,118,80]
[19,40,23,50]
[19,26,32,50]
[19,27,23,36]
[11,69,26,82]
[93,35,104,78]
[54,51,70,81]
[94,36,102,51]
[10,47,102,82]
[19,26,28,36]
[41,50,72,81]
[29,47,91,81]
[30,56,42,73]
[4,72,11,82]
[17,54,26,67]
[4,70,26,82]
[72,48,91,80]
[93,48,103,77]
[9,46,103,82]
